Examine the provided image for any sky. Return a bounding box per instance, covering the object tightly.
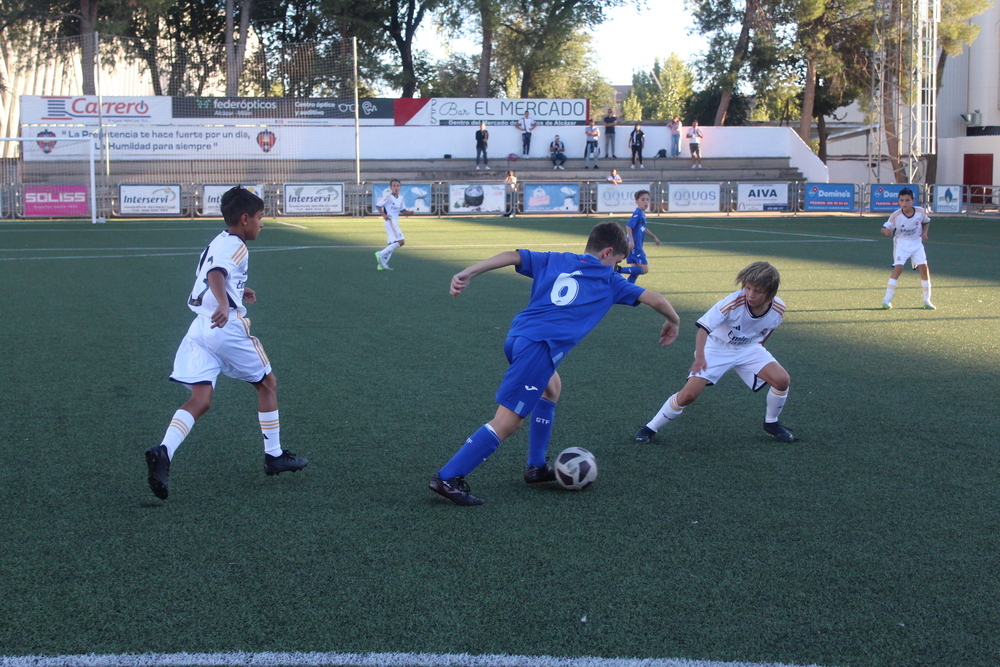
[413,0,703,87]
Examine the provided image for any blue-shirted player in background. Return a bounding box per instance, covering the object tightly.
[618,190,660,284]
[429,221,681,505]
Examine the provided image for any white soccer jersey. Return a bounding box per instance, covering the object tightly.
[697,289,785,348]
[187,230,249,319]
[883,206,930,241]
[377,192,406,223]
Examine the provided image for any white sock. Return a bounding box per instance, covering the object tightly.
[765,387,788,423]
[921,279,931,302]
[259,410,282,456]
[161,409,195,459]
[884,278,897,303]
[382,241,401,262]
[647,393,685,431]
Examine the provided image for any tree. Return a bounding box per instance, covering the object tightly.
[623,54,694,121]
[224,0,254,95]
[384,0,441,96]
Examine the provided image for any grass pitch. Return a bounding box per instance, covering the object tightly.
[0,213,998,667]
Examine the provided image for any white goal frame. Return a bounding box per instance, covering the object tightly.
[2,136,98,224]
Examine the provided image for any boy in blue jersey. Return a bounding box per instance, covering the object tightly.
[429,222,681,505]
[618,190,660,284]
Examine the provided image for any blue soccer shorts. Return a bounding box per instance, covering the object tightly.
[495,336,557,417]
[626,249,648,265]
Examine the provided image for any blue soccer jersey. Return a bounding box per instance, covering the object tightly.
[509,249,645,363]
[627,207,648,254]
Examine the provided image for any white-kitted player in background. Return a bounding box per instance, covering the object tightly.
[880,187,934,310]
[375,178,412,271]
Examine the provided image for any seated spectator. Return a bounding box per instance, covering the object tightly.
[549,135,567,169]
[607,168,622,186]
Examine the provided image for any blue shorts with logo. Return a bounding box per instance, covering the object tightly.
[626,249,647,265]
[495,336,557,417]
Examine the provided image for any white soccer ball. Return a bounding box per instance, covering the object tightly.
[555,447,598,491]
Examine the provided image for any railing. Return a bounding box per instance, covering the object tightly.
[1,180,998,219]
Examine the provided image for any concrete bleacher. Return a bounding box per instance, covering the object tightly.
[19,156,803,185]
[316,156,805,184]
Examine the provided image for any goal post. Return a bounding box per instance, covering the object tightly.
[2,135,99,224]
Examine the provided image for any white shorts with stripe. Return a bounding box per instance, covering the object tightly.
[384,218,404,244]
[690,342,777,392]
[170,313,271,386]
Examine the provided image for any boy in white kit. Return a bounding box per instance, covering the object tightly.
[633,261,795,444]
[880,187,934,309]
[375,178,412,271]
[145,187,308,500]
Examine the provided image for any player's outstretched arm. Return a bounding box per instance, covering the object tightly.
[637,290,680,347]
[450,250,522,296]
[646,229,661,246]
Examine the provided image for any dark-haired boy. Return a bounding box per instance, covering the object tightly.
[618,189,660,284]
[429,221,681,505]
[145,187,308,500]
[880,187,934,309]
[633,261,795,444]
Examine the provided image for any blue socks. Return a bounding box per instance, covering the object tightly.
[619,266,643,283]
[438,424,501,479]
[527,398,557,467]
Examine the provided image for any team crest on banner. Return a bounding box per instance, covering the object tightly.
[256,130,277,153]
[36,130,57,154]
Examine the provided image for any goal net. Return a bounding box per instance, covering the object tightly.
[1,136,97,223]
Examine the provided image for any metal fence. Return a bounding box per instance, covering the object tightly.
[2,178,998,220]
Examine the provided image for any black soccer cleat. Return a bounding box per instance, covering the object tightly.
[523,463,557,484]
[763,421,795,442]
[145,444,170,499]
[428,474,484,505]
[265,450,309,476]
[633,425,657,443]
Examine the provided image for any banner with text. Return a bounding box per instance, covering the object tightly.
[803,183,856,211]
[448,183,507,214]
[283,183,345,215]
[24,184,89,217]
[397,98,589,127]
[736,183,789,211]
[596,183,650,213]
[668,183,721,212]
[522,183,580,213]
[201,184,264,216]
[932,185,963,214]
[868,184,920,212]
[371,183,432,215]
[119,184,182,215]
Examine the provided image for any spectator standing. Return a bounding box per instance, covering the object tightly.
[475,122,490,170]
[603,108,618,159]
[514,112,536,157]
[584,119,600,169]
[668,116,683,157]
[549,135,567,169]
[687,120,704,169]
[629,124,645,169]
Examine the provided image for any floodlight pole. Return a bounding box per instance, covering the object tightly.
[353,36,360,185]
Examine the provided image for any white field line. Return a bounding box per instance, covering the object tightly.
[0,238,869,262]
[0,651,835,667]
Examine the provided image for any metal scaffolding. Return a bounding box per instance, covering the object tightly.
[868,0,940,184]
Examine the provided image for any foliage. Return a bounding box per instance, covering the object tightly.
[624,54,694,121]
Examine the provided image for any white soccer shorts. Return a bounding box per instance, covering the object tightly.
[892,238,926,266]
[690,342,777,392]
[384,218,404,244]
[170,313,272,386]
